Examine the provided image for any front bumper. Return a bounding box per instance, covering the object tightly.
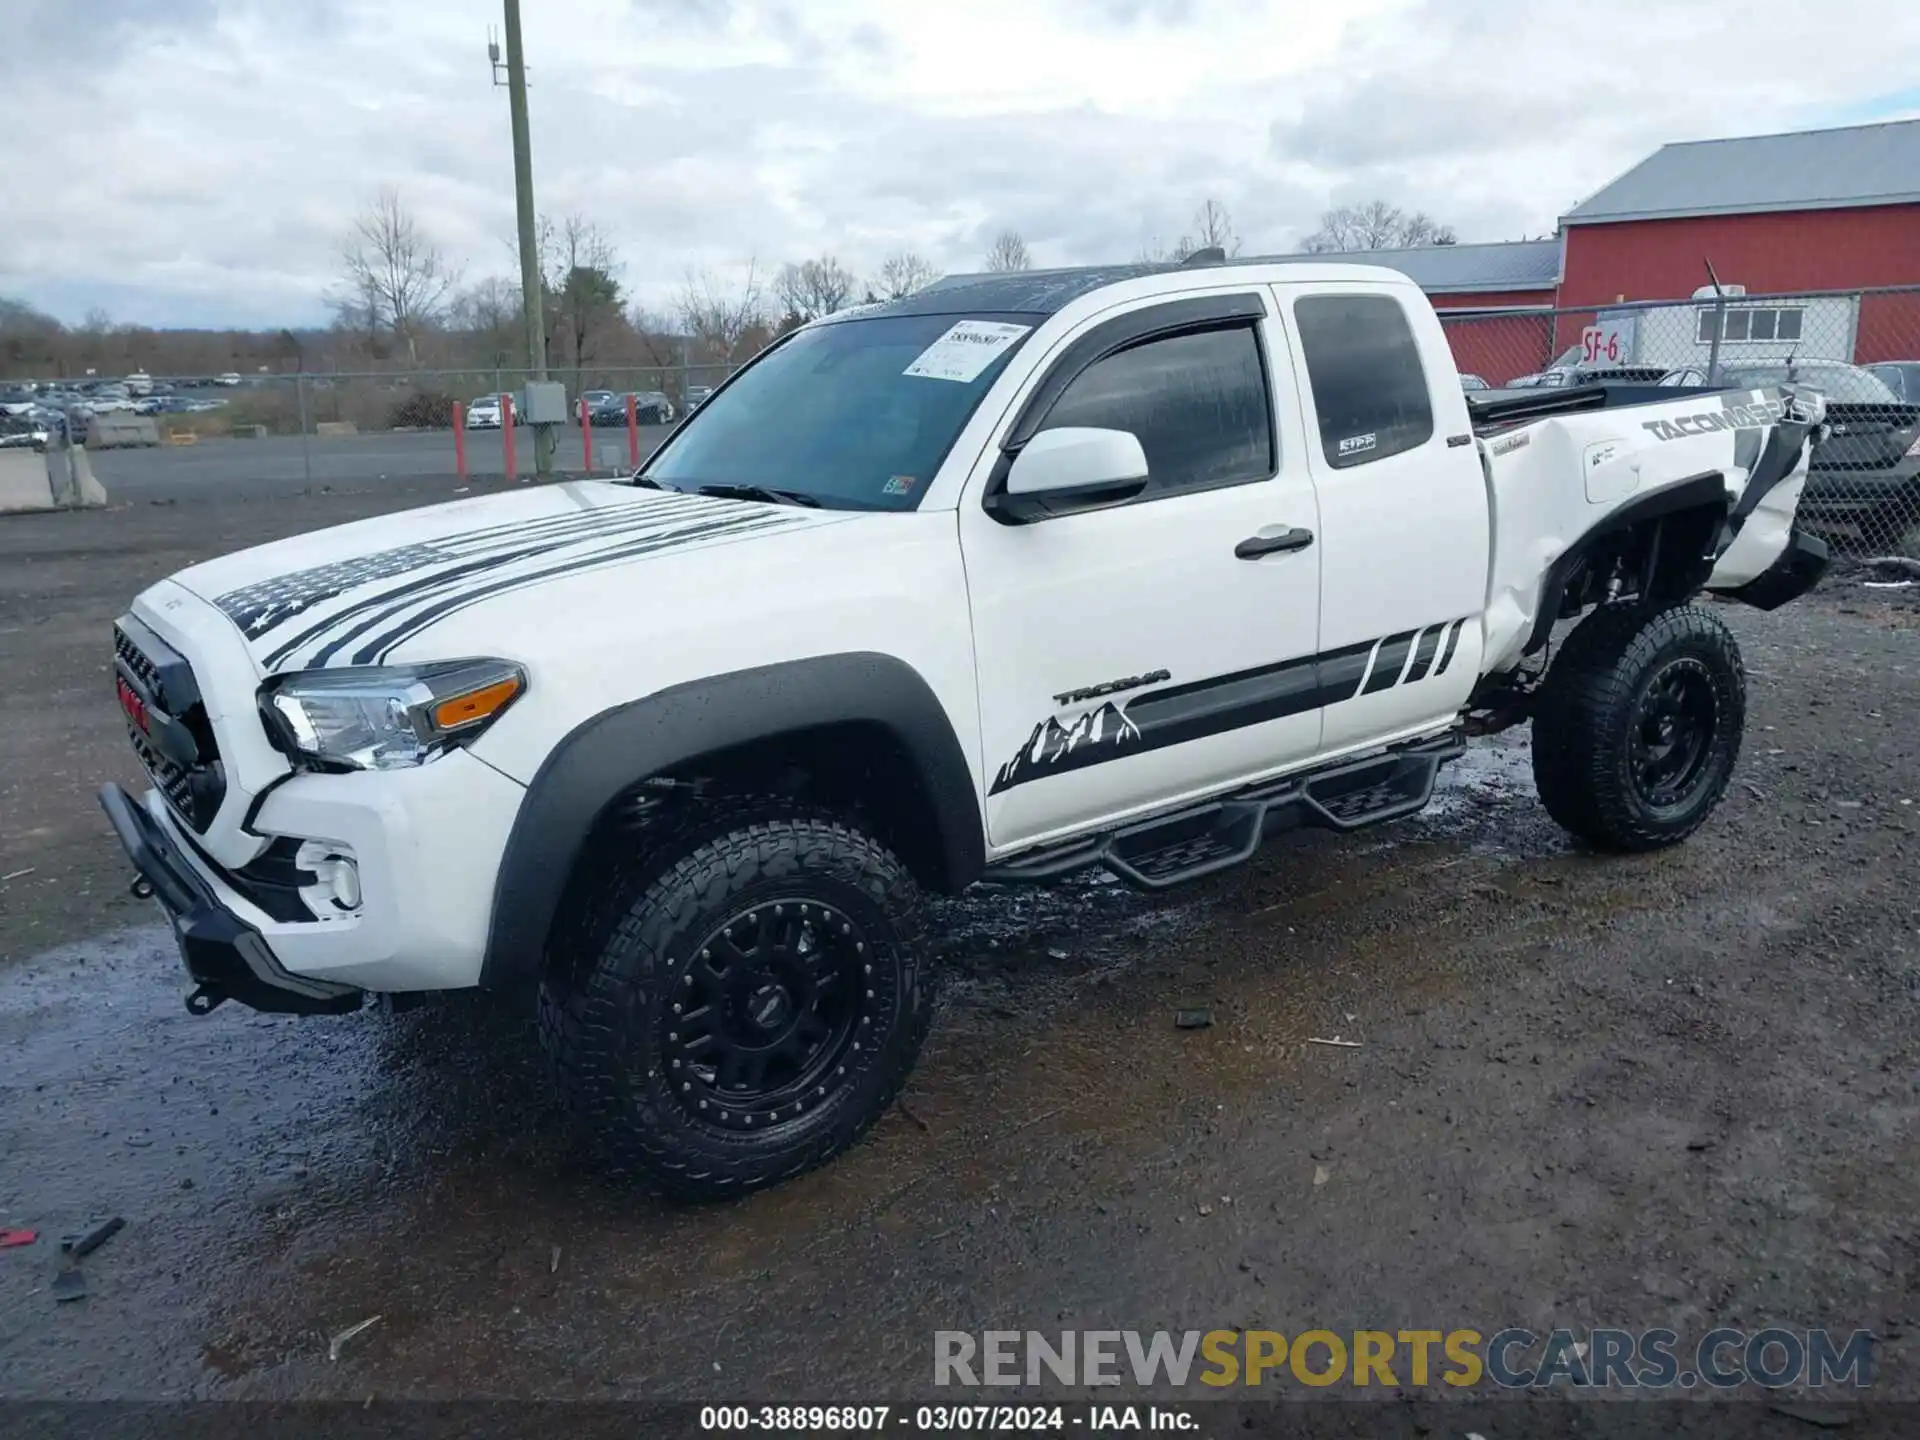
[99,782,362,1016]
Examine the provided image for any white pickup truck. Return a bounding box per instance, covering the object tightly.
[101,258,1830,1197]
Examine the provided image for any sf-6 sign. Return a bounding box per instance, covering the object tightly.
[1580,314,1637,365]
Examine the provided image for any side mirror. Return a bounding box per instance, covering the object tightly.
[990,427,1149,521]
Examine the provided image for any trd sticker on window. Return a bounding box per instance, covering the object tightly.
[1337,432,1378,458]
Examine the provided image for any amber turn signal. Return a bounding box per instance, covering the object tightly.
[433,676,522,731]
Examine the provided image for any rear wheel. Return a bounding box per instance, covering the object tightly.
[538,800,933,1199]
[1531,604,1746,852]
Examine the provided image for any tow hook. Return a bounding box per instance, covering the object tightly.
[185,985,227,1016]
[129,876,154,900]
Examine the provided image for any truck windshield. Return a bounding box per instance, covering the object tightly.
[640,311,1033,510]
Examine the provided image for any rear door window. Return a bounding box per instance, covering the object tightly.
[1293,294,1435,468]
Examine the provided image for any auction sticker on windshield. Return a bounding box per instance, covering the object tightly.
[904,321,1031,383]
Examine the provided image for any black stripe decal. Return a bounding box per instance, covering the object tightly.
[1730,420,1812,525]
[244,493,709,657]
[1403,625,1442,683]
[990,620,1472,794]
[348,513,799,665]
[293,508,768,670]
[262,498,709,667]
[1433,620,1463,676]
[1315,638,1377,704]
[1361,630,1417,695]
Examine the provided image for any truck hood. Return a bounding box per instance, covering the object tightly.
[170,481,850,673]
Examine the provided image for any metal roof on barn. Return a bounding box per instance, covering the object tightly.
[1241,239,1562,293]
[895,238,1563,316]
[1562,118,1920,225]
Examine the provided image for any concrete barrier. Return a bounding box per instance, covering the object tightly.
[314,421,358,438]
[86,414,160,448]
[0,449,53,512]
[0,446,108,514]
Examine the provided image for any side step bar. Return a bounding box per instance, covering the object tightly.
[983,731,1464,892]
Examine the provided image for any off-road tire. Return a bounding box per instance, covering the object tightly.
[538,798,932,1200]
[1532,603,1746,852]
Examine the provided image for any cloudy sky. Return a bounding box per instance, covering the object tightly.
[3,0,1918,328]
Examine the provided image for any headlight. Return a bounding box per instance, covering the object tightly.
[261,659,525,771]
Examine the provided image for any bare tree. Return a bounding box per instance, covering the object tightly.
[1140,199,1243,264]
[675,262,766,361]
[627,304,684,369]
[536,213,625,375]
[1299,200,1457,253]
[876,251,938,300]
[450,276,523,369]
[332,187,460,363]
[984,230,1031,272]
[774,256,859,323]
[1186,198,1239,256]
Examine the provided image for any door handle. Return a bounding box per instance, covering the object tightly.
[1234,527,1315,560]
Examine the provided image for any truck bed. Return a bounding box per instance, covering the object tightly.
[1467,382,1726,435]
[1474,382,1821,676]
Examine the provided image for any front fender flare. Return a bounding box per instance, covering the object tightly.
[480,652,984,987]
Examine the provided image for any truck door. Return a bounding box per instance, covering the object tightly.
[1273,281,1491,753]
[959,290,1326,852]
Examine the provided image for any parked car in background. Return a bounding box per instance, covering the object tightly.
[0,413,49,450]
[1867,361,1920,404]
[1460,374,1490,392]
[215,372,242,387]
[125,371,154,397]
[1662,361,1920,542]
[1506,363,1668,390]
[586,394,630,427]
[683,384,714,412]
[633,390,674,424]
[466,396,504,430]
[0,385,36,416]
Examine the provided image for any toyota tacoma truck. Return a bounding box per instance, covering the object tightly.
[101,259,1831,1198]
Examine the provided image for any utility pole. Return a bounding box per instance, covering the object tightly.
[493,1,552,475]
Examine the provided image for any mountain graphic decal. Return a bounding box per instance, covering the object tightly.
[990,701,1142,794]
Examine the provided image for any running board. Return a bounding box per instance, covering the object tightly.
[984,732,1464,892]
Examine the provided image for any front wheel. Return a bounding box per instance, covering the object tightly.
[1531,604,1746,852]
[538,802,933,1200]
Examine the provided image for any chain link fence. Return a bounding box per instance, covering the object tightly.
[2,364,745,492]
[1440,285,1920,555]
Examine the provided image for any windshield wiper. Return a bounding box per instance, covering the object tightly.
[692,483,823,509]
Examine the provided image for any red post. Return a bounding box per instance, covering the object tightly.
[626,392,639,470]
[452,402,467,482]
[580,391,592,476]
[501,393,516,480]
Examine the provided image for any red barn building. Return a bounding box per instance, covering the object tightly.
[1328,118,1920,382]
[1556,118,1920,364]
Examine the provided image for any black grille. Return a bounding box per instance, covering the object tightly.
[115,627,160,690]
[114,617,226,831]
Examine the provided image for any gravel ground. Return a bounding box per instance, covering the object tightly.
[1,487,1917,1435]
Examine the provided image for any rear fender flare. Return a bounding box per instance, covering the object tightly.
[1525,471,1729,654]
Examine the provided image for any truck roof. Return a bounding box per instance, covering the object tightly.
[854,258,1419,321]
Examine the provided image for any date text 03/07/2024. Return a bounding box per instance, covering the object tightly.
[697,1405,1199,1432]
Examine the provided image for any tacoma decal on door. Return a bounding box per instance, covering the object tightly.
[991,620,1470,794]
